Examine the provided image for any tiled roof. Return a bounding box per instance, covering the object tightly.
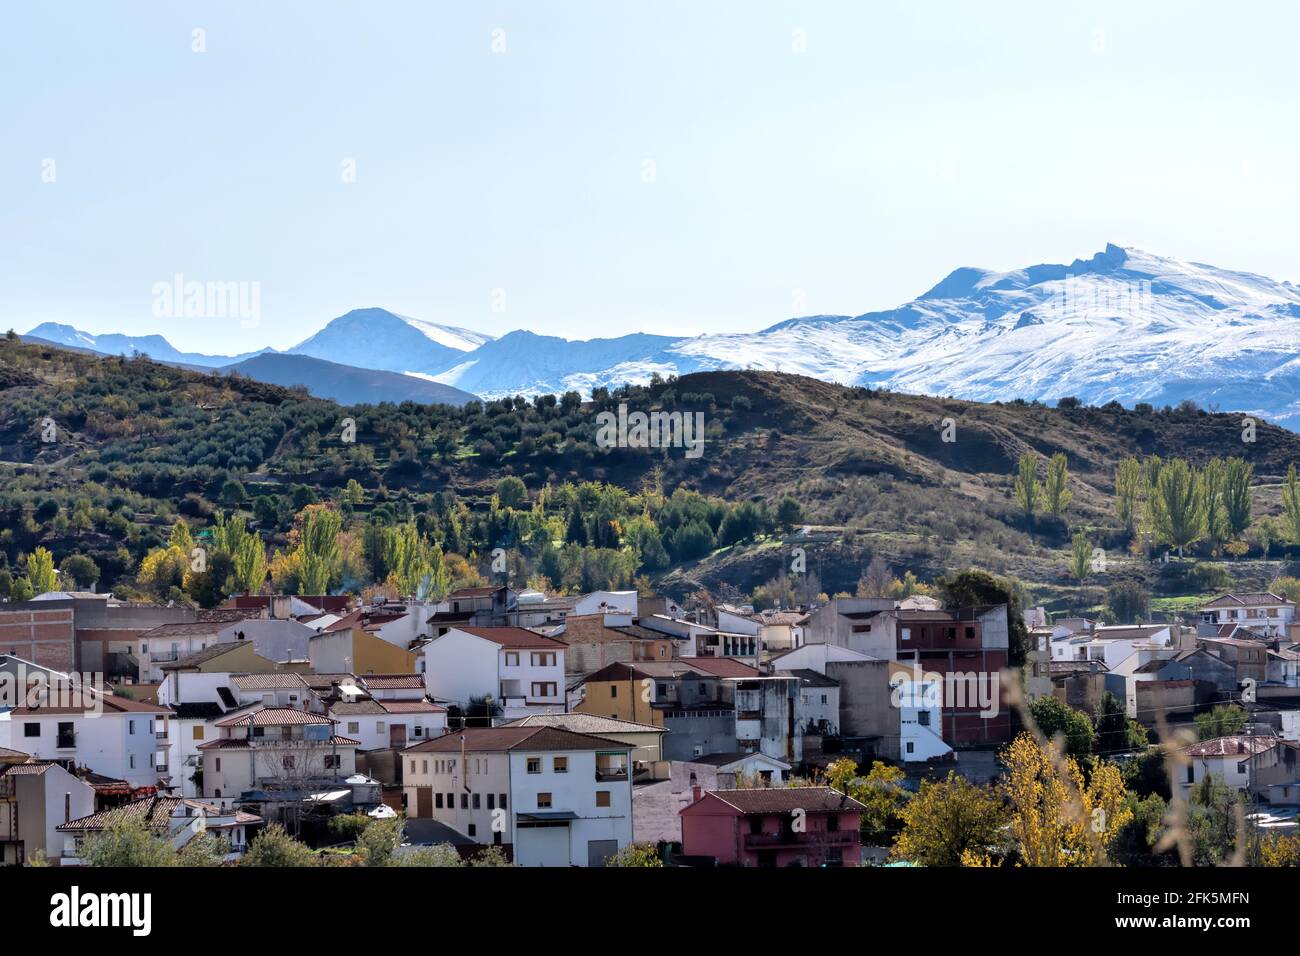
[0,760,57,776]
[215,706,333,727]
[0,746,32,761]
[687,751,792,769]
[231,673,308,690]
[378,700,446,714]
[198,734,359,750]
[448,586,506,598]
[1202,592,1294,609]
[687,657,762,678]
[12,690,170,716]
[1184,736,1284,757]
[777,668,840,688]
[58,795,183,831]
[299,673,358,689]
[507,713,665,734]
[159,642,248,670]
[698,786,866,814]
[403,726,630,755]
[359,674,425,689]
[451,626,566,650]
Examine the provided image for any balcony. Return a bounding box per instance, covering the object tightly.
[744,828,858,849]
[155,730,169,741]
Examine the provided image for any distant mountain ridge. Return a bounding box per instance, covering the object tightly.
[24,244,1300,421]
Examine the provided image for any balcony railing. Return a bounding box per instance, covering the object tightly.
[595,767,629,782]
[744,829,857,849]
[155,730,169,741]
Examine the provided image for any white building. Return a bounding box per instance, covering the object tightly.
[1201,592,1297,637]
[402,725,633,866]
[0,688,171,791]
[0,760,97,865]
[889,663,953,763]
[328,698,448,750]
[1180,735,1295,794]
[420,626,566,718]
[197,706,358,803]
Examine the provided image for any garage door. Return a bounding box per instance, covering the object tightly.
[587,839,618,867]
[516,825,570,867]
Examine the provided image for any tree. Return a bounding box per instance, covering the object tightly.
[294,505,342,595]
[495,476,528,510]
[356,817,402,867]
[396,843,464,866]
[1105,579,1150,624]
[1261,832,1300,867]
[59,553,100,590]
[78,816,178,867]
[1283,465,1300,545]
[1001,732,1131,867]
[1200,457,1229,548]
[937,569,1031,666]
[775,495,804,533]
[891,771,1008,866]
[1222,457,1253,538]
[241,823,318,866]
[1044,452,1072,518]
[1195,704,1248,741]
[1068,532,1092,582]
[25,547,56,595]
[1093,692,1149,754]
[856,556,892,598]
[1114,456,1143,533]
[1148,458,1205,556]
[605,843,663,867]
[1028,695,1095,757]
[341,478,365,505]
[1013,452,1040,524]
[232,531,268,594]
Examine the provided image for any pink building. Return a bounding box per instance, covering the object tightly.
[679,786,865,867]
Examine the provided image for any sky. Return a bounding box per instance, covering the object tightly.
[3,1,1300,355]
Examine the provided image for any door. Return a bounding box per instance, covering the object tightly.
[587,839,619,867]
[415,787,432,818]
[389,724,407,747]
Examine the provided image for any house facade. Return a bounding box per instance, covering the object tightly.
[679,786,865,867]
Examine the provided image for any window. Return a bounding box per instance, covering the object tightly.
[596,790,611,807]
[410,760,417,774]
[215,758,221,772]
[1186,765,1195,783]
[472,793,481,809]
[435,793,444,809]
[460,793,468,809]
[905,742,914,754]
[531,682,557,698]
[376,722,386,733]
[193,725,204,740]
[129,755,136,769]
[23,723,40,738]
[504,652,520,667]
[128,720,136,734]
[347,722,359,734]
[918,710,931,727]
[487,793,495,810]
[901,627,911,641]
[537,792,552,809]
[422,760,428,774]
[611,685,618,698]
[553,756,568,773]
[531,652,555,667]
[414,725,423,738]
[527,757,542,774]
[447,792,454,807]
[499,793,508,809]
[467,823,477,837]
[324,754,340,769]
[821,695,827,705]
[827,814,839,832]
[283,756,296,770]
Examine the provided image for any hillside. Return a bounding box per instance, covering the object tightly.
[2,334,1298,610]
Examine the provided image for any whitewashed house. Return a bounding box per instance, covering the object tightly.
[402,725,633,866]
[420,627,566,718]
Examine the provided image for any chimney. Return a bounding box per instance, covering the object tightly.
[691,784,702,803]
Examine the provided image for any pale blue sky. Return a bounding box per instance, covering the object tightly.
[3,1,1299,354]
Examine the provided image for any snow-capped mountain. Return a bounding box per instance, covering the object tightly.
[23,322,268,367]
[25,245,1300,421]
[287,307,495,374]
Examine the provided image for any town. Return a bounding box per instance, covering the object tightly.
[1,577,1296,869]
